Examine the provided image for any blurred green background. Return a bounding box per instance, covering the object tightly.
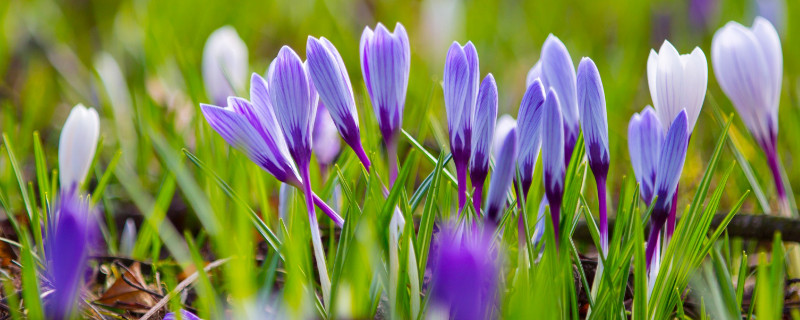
[0,0,798,227]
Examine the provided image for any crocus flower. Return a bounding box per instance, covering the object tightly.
[359,23,411,185]
[444,41,479,214]
[645,110,689,272]
[516,78,546,203]
[59,104,100,193]
[712,17,787,209]
[540,35,579,164]
[200,74,342,226]
[628,106,665,206]
[312,102,341,170]
[577,58,610,252]
[306,36,371,171]
[469,74,498,216]
[202,26,248,106]
[430,224,498,320]
[542,89,565,244]
[525,61,542,88]
[164,310,202,320]
[688,0,719,30]
[484,116,517,225]
[647,40,707,134]
[46,193,94,320]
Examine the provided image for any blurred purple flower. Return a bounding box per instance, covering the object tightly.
[712,17,785,199]
[430,224,498,320]
[484,116,517,224]
[444,41,479,215]
[306,36,371,171]
[688,0,719,30]
[470,74,498,216]
[202,26,248,106]
[46,193,94,320]
[360,23,411,184]
[540,35,579,164]
[312,102,341,169]
[577,57,610,251]
[628,106,664,206]
[164,309,202,320]
[542,88,565,244]
[516,79,546,203]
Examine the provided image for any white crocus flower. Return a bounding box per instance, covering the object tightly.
[647,40,708,133]
[58,104,100,192]
[202,26,248,106]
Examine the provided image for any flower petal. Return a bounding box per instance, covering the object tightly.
[470,74,498,185]
[542,88,565,208]
[59,104,100,191]
[627,106,664,205]
[202,26,248,106]
[525,61,542,88]
[577,57,609,175]
[485,117,517,223]
[654,109,689,220]
[540,35,578,155]
[313,102,342,166]
[307,36,361,145]
[268,46,316,164]
[516,78,546,194]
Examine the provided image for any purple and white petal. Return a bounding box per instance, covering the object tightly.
[164,310,202,320]
[516,78,546,196]
[313,102,342,166]
[469,74,498,186]
[653,109,689,221]
[627,106,664,205]
[444,41,479,161]
[525,61,542,88]
[202,26,248,106]
[540,35,579,160]
[484,118,517,224]
[542,88,565,210]
[577,58,609,176]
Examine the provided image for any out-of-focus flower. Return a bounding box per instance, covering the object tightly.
[430,224,498,320]
[540,35,579,163]
[95,53,137,162]
[444,41,480,214]
[119,218,136,257]
[306,36,371,171]
[484,115,516,224]
[754,0,786,34]
[46,193,94,320]
[645,110,689,272]
[577,57,610,252]
[164,309,202,320]
[647,40,707,133]
[202,26,248,106]
[469,74,498,216]
[688,0,719,30]
[628,106,665,206]
[516,78,546,201]
[542,89,565,243]
[59,104,100,192]
[312,102,341,168]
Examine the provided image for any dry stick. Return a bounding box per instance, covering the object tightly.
[139,258,230,320]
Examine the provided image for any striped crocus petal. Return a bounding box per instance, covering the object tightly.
[444,41,479,164]
[540,35,579,162]
[711,17,781,150]
[542,89,565,210]
[627,106,664,206]
[312,102,341,167]
[59,104,100,192]
[306,36,371,170]
[525,61,542,87]
[268,47,318,167]
[516,78,546,197]
[202,26,248,106]
[647,40,708,133]
[431,224,498,320]
[577,58,610,176]
[200,99,301,185]
[484,116,517,224]
[46,193,93,319]
[360,22,411,143]
[653,109,689,223]
[469,74,498,196]
[164,310,202,320]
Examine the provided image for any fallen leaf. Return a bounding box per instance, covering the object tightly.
[96,262,157,312]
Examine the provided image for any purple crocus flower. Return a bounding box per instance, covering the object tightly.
[444,41,479,215]
[484,116,517,225]
[577,58,610,253]
[470,74,498,217]
[628,106,665,206]
[46,193,94,320]
[164,309,202,320]
[645,110,689,272]
[306,36,372,172]
[712,18,787,212]
[200,74,342,226]
[516,78,546,204]
[540,35,579,164]
[430,224,499,320]
[312,102,341,171]
[688,0,719,31]
[359,22,411,185]
[541,89,565,244]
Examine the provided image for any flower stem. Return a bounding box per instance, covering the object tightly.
[388,139,398,188]
[311,193,343,227]
[665,186,678,246]
[472,181,483,218]
[766,147,800,278]
[455,158,468,217]
[597,176,608,255]
[301,166,331,308]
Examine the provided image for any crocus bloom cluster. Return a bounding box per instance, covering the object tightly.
[484,116,517,225]
[359,23,411,185]
[541,89,565,244]
[59,104,100,193]
[202,26,248,106]
[577,58,610,253]
[470,74,498,216]
[711,17,787,208]
[430,224,499,320]
[444,41,479,214]
[46,193,94,320]
[306,36,371,171]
